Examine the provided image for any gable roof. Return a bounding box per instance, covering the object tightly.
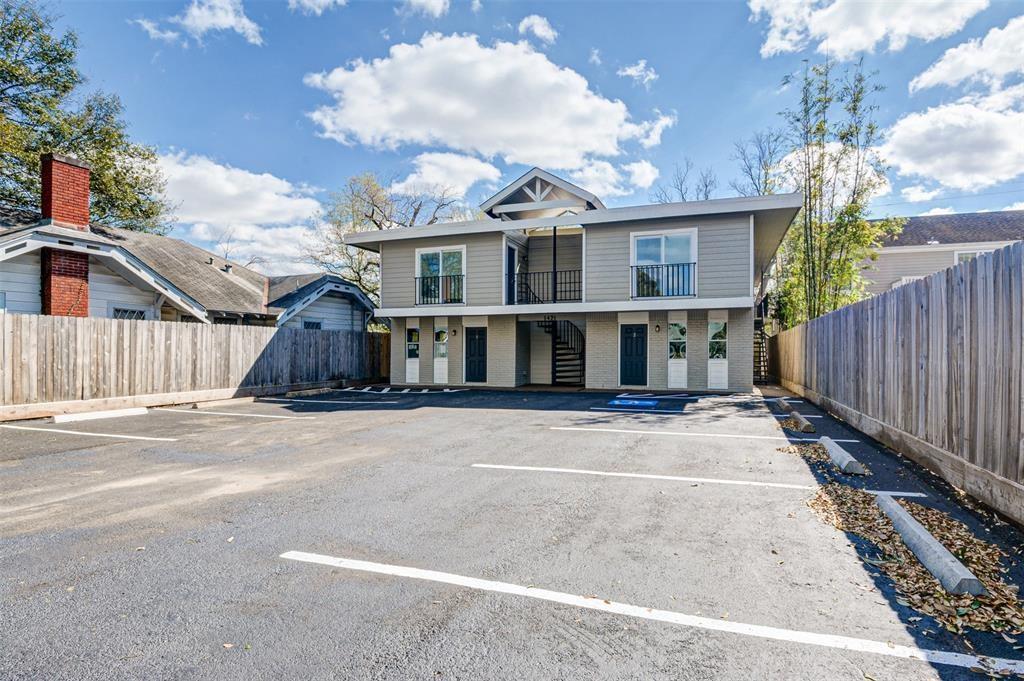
[479,167,605,218]
[0,203,374,319]
[268,273,374,312]
[881,210,1024,247]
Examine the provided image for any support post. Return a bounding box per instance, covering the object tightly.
[551,225,557,304]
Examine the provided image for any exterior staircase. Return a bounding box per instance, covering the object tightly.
[753,317,770,384]
[538,319,585,386]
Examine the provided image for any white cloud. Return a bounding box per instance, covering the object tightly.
[919,206,955,216]
[748,0,988,59]
[471,0,482,12]
[910,15,1024,93]
[400,0,449,18]
[882,87,1024,190]
[518,15,558,45]
[130,18,181,43]
[623,160,659,190]
[159,152,320,273]
[1005,201,1024,211]
[900,185,942,202]
[569,161,630,198]
[304,33,673,169]
[589,48,602,65]
[617,60,658,88]
[288,0,347,15]
[172,0,263,45]
[391,152,501,197]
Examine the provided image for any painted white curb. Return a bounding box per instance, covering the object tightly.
[52,407,149,424]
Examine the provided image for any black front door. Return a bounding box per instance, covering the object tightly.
[620,324,647,386]
[465,327,487,383]
[505,246,516,304]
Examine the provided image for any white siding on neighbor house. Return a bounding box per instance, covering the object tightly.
[0,252,41,314]
[88,259,159,319]
[281,294,361,330]
[862,245,1016,296]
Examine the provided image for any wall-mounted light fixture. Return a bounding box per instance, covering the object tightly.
[655,324,661,333]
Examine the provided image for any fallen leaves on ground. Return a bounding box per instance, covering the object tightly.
[778,444,872,475]
[808,483,1024,636]
[778,417,802,431]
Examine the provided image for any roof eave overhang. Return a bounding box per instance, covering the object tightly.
[346,192,804,253]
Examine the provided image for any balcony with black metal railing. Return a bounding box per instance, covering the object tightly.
[631,262,697,298]
[415,274,465,305]
[508,270,582,304]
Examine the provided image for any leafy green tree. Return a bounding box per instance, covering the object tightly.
[767,58,903,328]
[0,0,170,232]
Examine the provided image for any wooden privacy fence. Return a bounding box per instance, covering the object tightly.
[0,313,390,419]
[770,241,1024,523]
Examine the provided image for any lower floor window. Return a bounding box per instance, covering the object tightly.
[434,327,448,358]
[303,319,323,330]
[406,328,420,358]
[668,322,686,359]
[708,319,727,359]
[113,307,147,320]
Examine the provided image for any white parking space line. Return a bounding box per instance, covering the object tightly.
[554,425,859,444]
[259,398,399,405]
[52,407,148,423]
[0,424,178,442]
[152,408,316,420]
[279,551,1016,674]
[772,414,824,419]
[471,463,927,498]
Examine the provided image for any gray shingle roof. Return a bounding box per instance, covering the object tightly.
[0,202,372,317]
[881,210,1024,247]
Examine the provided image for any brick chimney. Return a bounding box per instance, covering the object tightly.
[40,153,91,317]
[41,153,91,230]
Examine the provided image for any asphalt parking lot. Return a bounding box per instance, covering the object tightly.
[3,387,1024,680]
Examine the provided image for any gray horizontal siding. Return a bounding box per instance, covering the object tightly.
[863,249,958,296]
[381,233,503,308]
[584,216,751,302]
[526,234,582,273]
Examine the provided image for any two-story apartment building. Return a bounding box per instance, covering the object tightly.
[347,168,801,393]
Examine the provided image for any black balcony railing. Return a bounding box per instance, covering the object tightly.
[509,270,582,304]
[415,274,465,305]
[631,263,696,298]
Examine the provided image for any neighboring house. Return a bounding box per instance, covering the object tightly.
[346,168,801,392]
[864,210,1024,296]
[0,154,373,328]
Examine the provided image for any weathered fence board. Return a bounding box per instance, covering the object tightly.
[0,314,389,417]
[770,241,1024,523]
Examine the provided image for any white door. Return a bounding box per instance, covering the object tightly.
[667,314,687,389]
[433,323,448,384]
[707,311,728,389]
[406,326,420,384]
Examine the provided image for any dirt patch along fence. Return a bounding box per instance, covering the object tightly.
[0,313,390,420]
[769,241,1024,524]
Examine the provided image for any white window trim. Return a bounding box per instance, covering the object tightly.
[628,227,699,298]
[107,302,153,320]
[415,245,467,306]
[667,320,687,360]
[953,249,993,265]
[501,236,523,305]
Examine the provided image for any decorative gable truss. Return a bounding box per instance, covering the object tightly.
[480,168,605,221]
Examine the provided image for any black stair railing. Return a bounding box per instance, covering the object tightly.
[510,270,582,304]
[539,319,585,386]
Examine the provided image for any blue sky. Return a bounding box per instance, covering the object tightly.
[55,0,1024,272]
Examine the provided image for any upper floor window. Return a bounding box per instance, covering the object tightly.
[631,230,696,298]
[416,247,465,305]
